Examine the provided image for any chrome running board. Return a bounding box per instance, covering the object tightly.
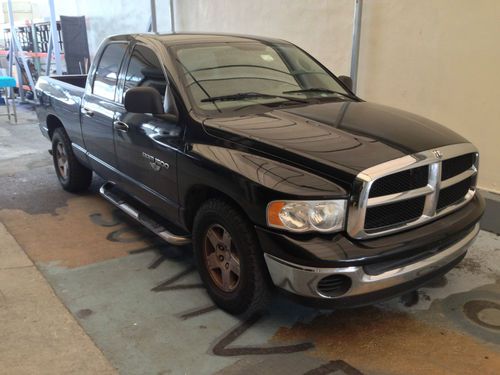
[99,182,191,246]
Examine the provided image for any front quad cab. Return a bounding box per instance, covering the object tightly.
[35,33,485,315]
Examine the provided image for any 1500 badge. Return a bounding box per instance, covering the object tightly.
[142,152,169,172]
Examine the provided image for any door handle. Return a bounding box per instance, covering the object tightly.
[113,120,129,132]
[82,107,94,117]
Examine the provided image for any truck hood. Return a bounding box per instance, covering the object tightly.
[202,101,468,183]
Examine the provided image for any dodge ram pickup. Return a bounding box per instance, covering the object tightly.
[35,33,484,314]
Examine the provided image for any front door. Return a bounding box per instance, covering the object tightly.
[113,44,183,223]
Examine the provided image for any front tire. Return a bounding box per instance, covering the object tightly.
[193,199,271,315]
[51,128,92,192]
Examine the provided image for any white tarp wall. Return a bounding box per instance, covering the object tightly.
[174,0,500,194]
[5,0,499,193]
[7,0,173,54]
[51,0,173,53]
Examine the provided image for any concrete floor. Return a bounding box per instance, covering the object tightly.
[1,104,499,375]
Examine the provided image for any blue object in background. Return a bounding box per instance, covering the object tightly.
[0,76,17,122]
[0,76,16,105]
[0,76,17,88]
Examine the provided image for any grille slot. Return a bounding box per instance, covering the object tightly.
[369,166,429,198]
[437,177,473,210]
[365,196,425,230]
[441,153,475,180]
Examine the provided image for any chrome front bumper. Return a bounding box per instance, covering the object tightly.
[264,223,480,300]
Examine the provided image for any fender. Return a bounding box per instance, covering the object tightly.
[178,142,347,228]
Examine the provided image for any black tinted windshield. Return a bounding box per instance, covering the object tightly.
[172,41,352,114]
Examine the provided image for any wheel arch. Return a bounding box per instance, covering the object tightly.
[183,184,251,232]
[46,114,65,139]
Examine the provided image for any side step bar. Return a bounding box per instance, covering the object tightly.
[99,182,191,246]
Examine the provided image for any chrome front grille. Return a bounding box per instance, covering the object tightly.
[347,143,478,239]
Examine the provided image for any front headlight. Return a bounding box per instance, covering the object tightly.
[267,200,346,233]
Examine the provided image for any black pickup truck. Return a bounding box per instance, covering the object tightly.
[35,33,484,314]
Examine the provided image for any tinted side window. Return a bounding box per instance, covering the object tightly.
[93,43,127,100]
[123,45,167,100]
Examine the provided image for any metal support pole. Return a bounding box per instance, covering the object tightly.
[350,0,363,93]
[48,0,62,75]
[7,0,17,97]
[45,33,53,74]
[7,0,37,100]
[6,0,15,78]
[31,23,41,74]
[170,0,175,33]
[147,1,175,33]
[150,0,157,33]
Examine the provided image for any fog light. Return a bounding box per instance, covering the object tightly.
[317,274,352,297]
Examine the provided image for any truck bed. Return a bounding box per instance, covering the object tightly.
[35,74,88,146]
[49,74,87,88]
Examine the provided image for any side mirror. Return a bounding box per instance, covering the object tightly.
[338,75,353,91]
[124,87,164,114]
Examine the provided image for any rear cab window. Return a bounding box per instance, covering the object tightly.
[92,43,128,100]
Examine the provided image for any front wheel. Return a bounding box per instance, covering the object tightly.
[193,199,271,315]
[51,128,92,192]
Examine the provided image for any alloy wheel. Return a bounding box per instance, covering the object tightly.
[55,141,69,181]
[203,224,241,292]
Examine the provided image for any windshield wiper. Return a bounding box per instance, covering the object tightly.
[200,92,307,104]
[282,88,355,99]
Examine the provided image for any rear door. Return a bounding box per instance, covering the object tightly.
[113,43,184,223]
[81,42,128,175]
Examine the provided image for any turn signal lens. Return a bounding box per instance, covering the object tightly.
[267,201,286,226]
[267,200,346,233]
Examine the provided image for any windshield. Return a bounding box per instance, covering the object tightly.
[172,41,352,114]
